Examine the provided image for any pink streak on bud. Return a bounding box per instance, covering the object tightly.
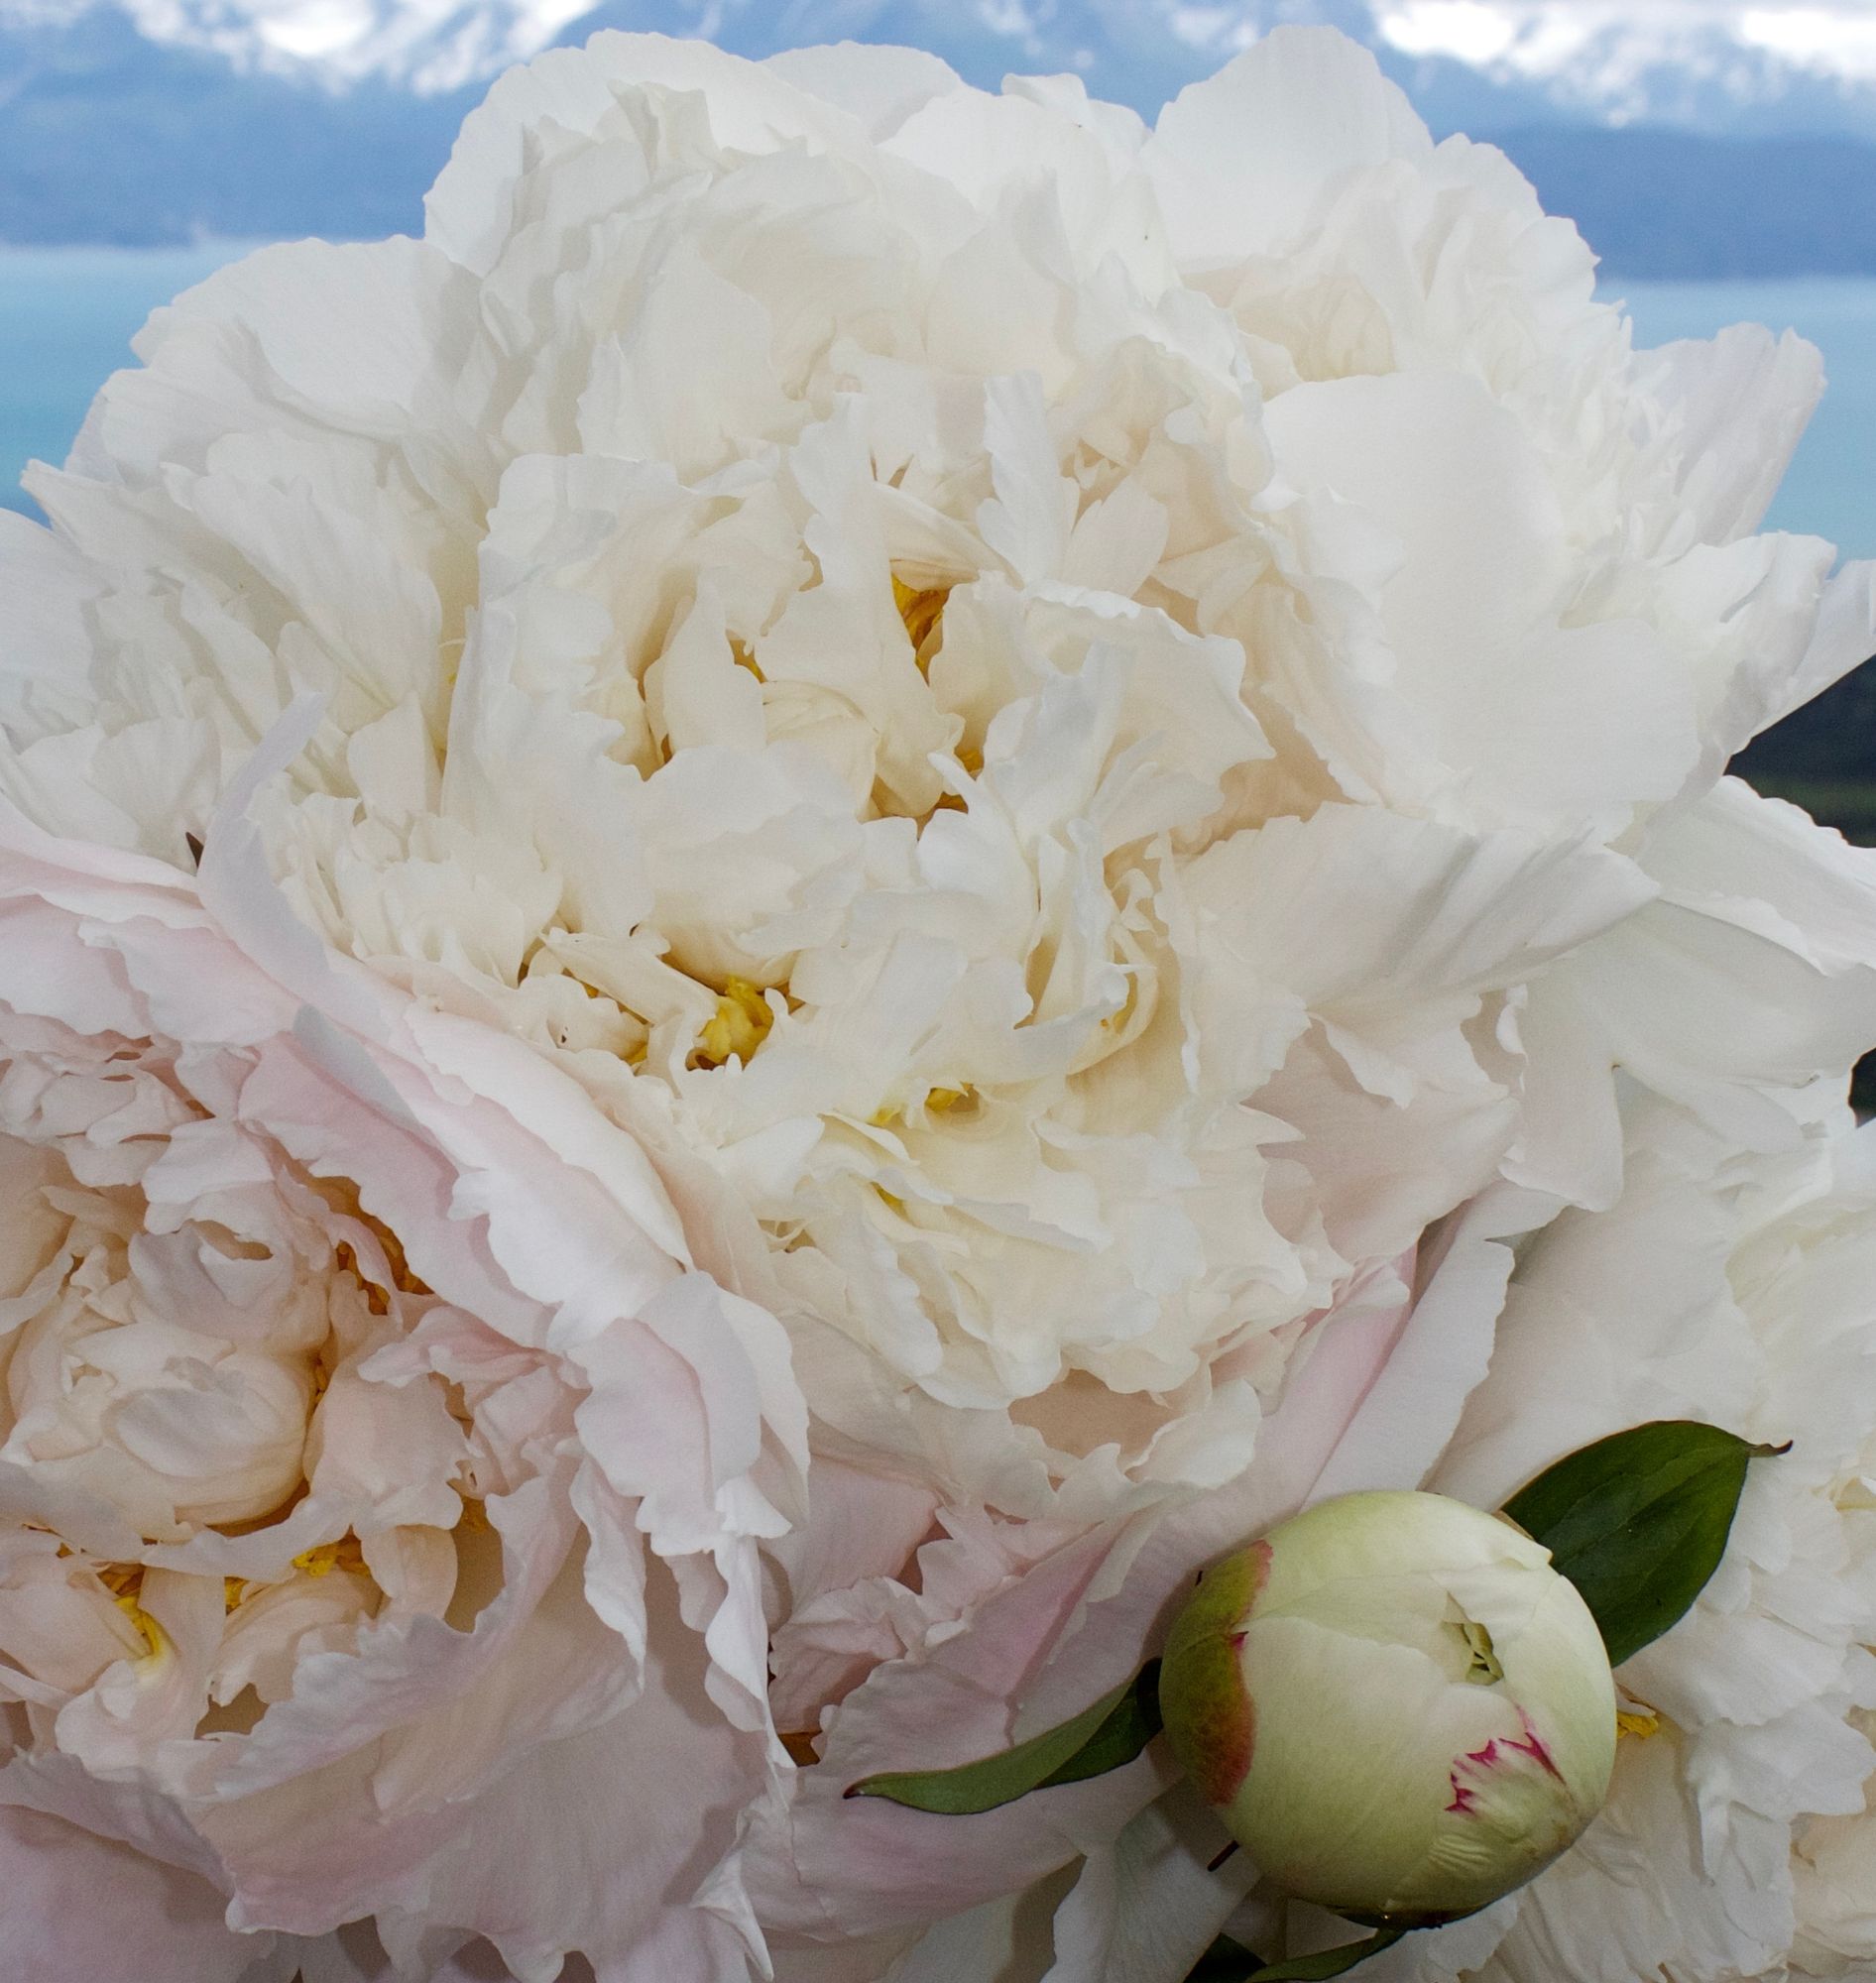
[1444,1710,1564,1815]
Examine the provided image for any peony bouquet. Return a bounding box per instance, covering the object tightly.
[2,24,1874,1983]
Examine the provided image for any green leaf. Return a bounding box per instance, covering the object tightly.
[1033,1658,1163,1789]
[845,1661,1163,1815]
[1246,1926,1409,1979]
[1502,1420,1789,1667]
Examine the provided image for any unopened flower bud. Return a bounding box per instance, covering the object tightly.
[1161,1490,1617,1925]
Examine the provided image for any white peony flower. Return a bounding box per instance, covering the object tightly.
[1414,1102,1876,1983]
[5,22,1842,1543]
[0,19,1873,1982]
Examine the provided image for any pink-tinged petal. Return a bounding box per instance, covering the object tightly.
[1245,1252,1417,1514]
[203,1474,598,1816]
[280,1922,402,1983]
[0,788,204,900]
[288,1920,526,1983]
[403,1003,693,1279]
[575,1306,756,1559]
[569,1458,651,1667]
[755,1523,1168,1941]
[0,1746,234,1893]
[765,1458,940,1620]
[0,1803,262,1983]
[194,720,701,1334]
[53,1567,225,1772]
[0,893,169,1040]
[1308,1193,1533,1502]
[257,1565,772,1983]
[232,1036,546,1348]
[766,1463,944,1730]
[306,1365,469,1534]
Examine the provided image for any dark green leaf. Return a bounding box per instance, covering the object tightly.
[1034,1658,1162,1789]
[1502,1420,1789,1667]
[1246,1926,1408,1979]
[845,1661,1162,1815]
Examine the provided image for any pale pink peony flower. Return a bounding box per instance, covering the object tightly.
[0,779,806,1982]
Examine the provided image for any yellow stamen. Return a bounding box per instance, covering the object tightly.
[731,639,765,684]
[457,1497,493,1534]
[293,1535,368,1580]
[224,1577,249,1613]
[693,979,775,1069]
[114,1593,165,1658]
[1101,976,1142,1037]
[1616,1707,1662,1741]
[96,1562,143,1598]
[892,575,951,670]
[871,1083,976,1127]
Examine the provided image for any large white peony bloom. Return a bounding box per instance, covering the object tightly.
[1,20,1873,1983]
[9,27,1864,1531]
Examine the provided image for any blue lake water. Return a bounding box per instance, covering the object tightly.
[1605,276,1876,564]
[0,244,253,514]
[1,248,1872,561]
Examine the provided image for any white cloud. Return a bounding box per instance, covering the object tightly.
[1374,0,1876,92]
[1740,4,1876,81]
[1377,1,1521,62]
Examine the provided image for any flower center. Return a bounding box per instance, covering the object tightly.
[691,979,776,1070]
[892,574,951,671]
[293,1535,369,1579]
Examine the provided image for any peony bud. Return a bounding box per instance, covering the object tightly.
[1161,1490,1617,1925]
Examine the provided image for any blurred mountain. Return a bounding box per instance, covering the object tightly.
[24,0,1876,134]
[3,0,1876,267]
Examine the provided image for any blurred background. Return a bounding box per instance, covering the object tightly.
[1,0,1873,837]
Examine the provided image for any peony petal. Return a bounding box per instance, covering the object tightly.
[0,1804,263,1983]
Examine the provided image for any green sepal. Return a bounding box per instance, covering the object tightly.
[845,1661,1163,1815]
[1502,1420,1789,1667]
